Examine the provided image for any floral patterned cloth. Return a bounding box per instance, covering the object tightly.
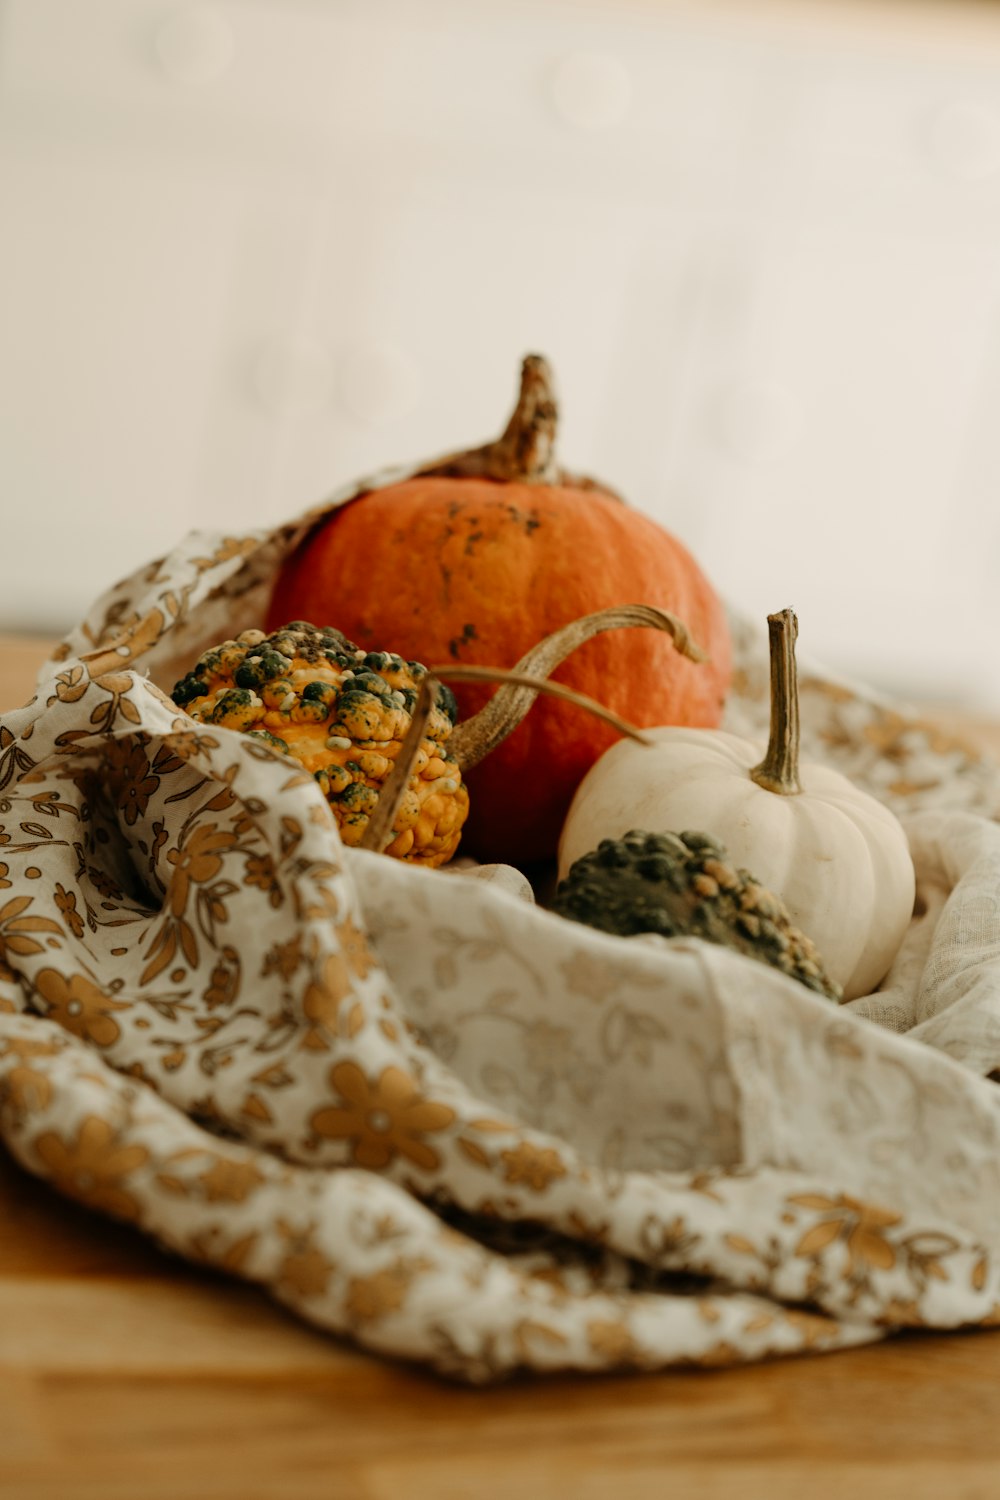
[3,488,1000,1381]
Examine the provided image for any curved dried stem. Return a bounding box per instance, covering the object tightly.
[360,675,440,854]
[447,603,707,772]
[359,664,654,856]
[437,666,654,749]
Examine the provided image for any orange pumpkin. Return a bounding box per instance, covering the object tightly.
[268,356,731,863]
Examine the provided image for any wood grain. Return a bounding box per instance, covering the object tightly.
[5,633,1000,1497]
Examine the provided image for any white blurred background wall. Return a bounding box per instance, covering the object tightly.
[2,0,1000,708]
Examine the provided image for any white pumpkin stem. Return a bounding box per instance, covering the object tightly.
[750,608,802,796]
[447,604,707,772]
[359,662,654,854]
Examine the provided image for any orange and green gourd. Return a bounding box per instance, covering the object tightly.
[171,622,468,866]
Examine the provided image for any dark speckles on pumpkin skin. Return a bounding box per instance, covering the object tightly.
[506,504,541,535]
[448,623,478,659]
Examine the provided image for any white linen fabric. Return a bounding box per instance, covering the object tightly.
[2,494,1000,1380]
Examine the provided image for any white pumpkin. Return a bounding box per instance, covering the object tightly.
[558,610,915,1001]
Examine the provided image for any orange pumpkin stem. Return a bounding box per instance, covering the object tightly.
[750,608,802,796]
[412,353,558,485]
[490,353,560,484]
[413,354,622,497]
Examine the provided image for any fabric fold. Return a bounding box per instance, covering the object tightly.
[3,509,1000,1378]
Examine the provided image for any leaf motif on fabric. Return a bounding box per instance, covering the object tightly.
[600,1004,668,1067]
[514,1320,569,1359]
[480,1063,519,1099]
[241,1092,273,1123]
[0,732,36,794]
[140,921,178,987]
[795,1218,844,1259]
[457,1137,491,1168]
[724,1234,760,1256]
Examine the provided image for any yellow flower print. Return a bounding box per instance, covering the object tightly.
[276,1223,333,1299]
[586,1319,639,1363]
[2,1061,52,1118]
[87,865,123,902]
[692,1341,740,1368]
[34,968,130,1047]
[166,725,221,761]
[243,853,281,906]
[262,934,304,982]
[559,952,616,1004]
[191,536,260,574]
[203,948,241,1010]
[197,1156,266,1204]
[311,1061,454,1171]
[877,1298,924,1328]
[500,1141,567,1191]
[336,913,376,981]
[523,1021,573,1074]
[780,1307,843,1348]
[301,953,354,1049]
[345,1257,430,1324]
[54,883,85,939]
[109,739,159,825]
[187,1226,259,1274]
[0,1035,62,1120]
[51,665,88,705]
[166,823,236,917]
[33,1115,149,1221]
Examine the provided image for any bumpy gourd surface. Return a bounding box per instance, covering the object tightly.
[554,829,841,1001]
[171,622,468,866]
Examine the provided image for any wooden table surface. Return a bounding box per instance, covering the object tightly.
[5,632,1000,1499]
